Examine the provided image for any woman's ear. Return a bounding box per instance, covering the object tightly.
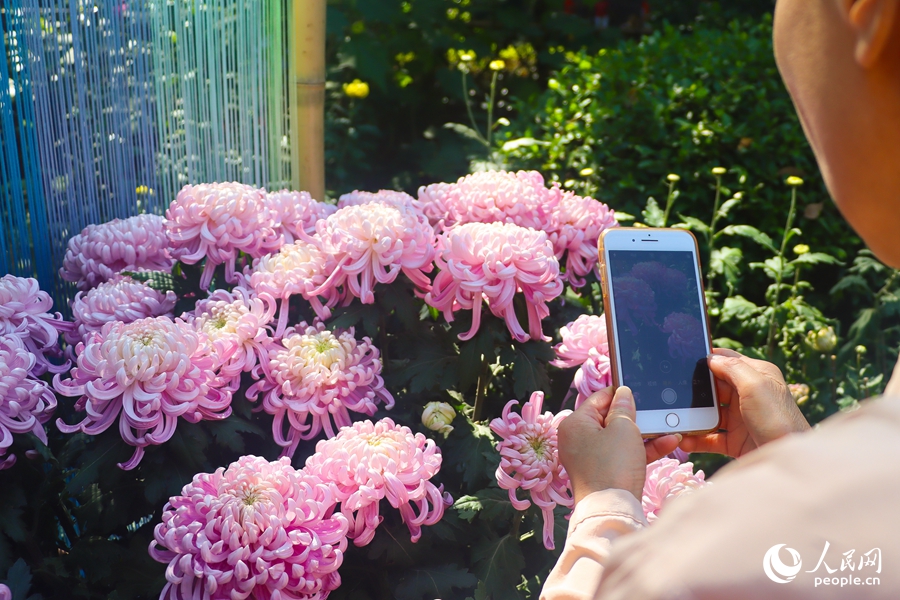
[842,0,899,68]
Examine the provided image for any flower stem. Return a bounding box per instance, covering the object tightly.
[461,70,487,147]
[487,71,498,148]
[766,186,798,358]
[708,175,722,254]
[662,180,677,227]
[473,357,491,421]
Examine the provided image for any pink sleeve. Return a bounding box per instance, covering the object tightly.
[541,489,647,600]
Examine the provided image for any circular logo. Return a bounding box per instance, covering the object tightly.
[659,360,672,373]
[763,544,802,584]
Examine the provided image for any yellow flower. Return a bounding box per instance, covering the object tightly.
[793,244,810,255]
[459,51,475,63]
[666,173,680,183]
[711,167,726,176]
[489,59,505,71]
[856,345,867,355]
[579,167,594,176]
[343,79,369,99]
[786,175,804,186]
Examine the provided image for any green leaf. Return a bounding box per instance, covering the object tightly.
[206,416,264,453]
[720,295,762,323]
[847,307,877,340]
[830,274,869,295]
[443,419,496,488]
[709,246,743,286]
[751,257,793,281]
[394,345,459,394]
[0,487,27,543]
[711,337,744,350]
[329,303,381,338]
[674,214,710,234]
[501,137,549,152]
[720,224,777,252]
[612,211,635,222]
[473,534,525,600]
[394,565,478,600]
[454,488,515,523]
[716,196,741,220]
[444,122,487,144]
[791,252,842,266]
[512,341,554,399]
[641,197,665,228]
[5,558,39,600]
[64,433,130,494]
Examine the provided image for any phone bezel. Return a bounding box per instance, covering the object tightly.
[598,227,720,437]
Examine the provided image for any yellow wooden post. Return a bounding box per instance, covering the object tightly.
[289,0,326,201]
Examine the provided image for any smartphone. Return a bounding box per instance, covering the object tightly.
[598,228,720,436]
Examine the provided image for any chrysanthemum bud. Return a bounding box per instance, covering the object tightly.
[793,244,810,255]
[422,402,456,436]
[806,326,837,353]
[786,175,804,186]
[666,173,681,183]
[489,59,505,71]
[711,167,726,176]
[788,383,810,405]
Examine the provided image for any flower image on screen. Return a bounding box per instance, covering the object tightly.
[608,250,715,411]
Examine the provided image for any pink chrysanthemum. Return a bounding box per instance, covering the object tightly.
[426,222,563,342]
[312,202,435,305]
[629,261,689,300]
[552,314,613,408]
[0,584,10,600]
[66,275,177,345]
[337,189,417,211]
[610,276,657,334]
[662,312,706,361]
[0,275,70,375]
[267,189,337,244]
[304,418,451,546]
[165,183,282,290]
[549,193,618,287]
[642,457,707,523]
[490,391,573,550]
[247,322,395,457]
[54,316,231,470]
[60,214,174,291]
[247,239,340,337]
[0,335,57,470]
[416,170,561,231]
[185,287,276,391]
[149,455,348,600]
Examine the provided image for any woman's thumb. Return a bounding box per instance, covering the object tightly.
[708,354,762,394]
[605,386,637,427]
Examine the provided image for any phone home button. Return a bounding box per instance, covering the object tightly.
[665,413,680,428]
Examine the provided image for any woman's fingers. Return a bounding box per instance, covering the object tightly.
[580,386,616,421]
[677,432,725,454]
[645,434,682,462]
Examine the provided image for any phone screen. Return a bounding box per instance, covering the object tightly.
[607,250,715,411]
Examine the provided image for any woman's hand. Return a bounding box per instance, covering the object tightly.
[678,348,811,458]
[558,386,681,503]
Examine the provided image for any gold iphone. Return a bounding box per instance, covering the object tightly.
[598,228,720,437]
